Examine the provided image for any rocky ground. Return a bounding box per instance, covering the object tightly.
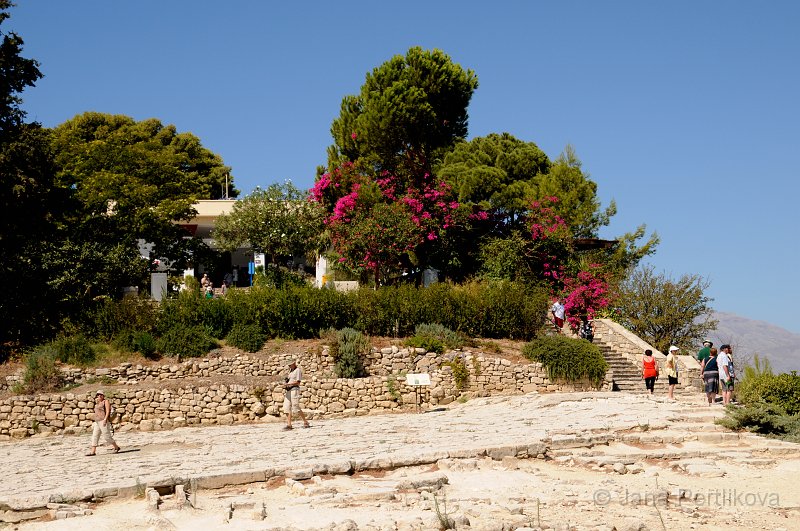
[2,391,799,530]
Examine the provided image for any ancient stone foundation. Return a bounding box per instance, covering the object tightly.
[0,346,608,438]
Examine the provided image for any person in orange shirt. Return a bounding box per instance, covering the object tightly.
[641,349,659,395]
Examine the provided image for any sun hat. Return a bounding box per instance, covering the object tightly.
[668,345,680,352]
[702,339,713,346]
[95,390,105,396]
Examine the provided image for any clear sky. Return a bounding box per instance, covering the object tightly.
[8,1,800,333]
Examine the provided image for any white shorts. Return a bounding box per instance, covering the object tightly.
[283,387,301,414]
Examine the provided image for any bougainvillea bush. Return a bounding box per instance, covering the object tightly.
[311,162,462,285]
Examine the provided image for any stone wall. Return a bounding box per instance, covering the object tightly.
[1,345,472,390]
[0,349,607,439]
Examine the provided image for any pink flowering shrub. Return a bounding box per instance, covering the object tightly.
[528,197,568,241]
[522,197,611,326]
[524,196,571,286]
[311,163,463,285]
[561,266,611,330]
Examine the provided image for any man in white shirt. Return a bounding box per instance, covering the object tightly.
[717,344,734,406]
[550,298,566,333]
[283,360,310,430]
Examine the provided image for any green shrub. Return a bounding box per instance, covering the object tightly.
[199,298,233,338]
[43,335,96,366]
[20,348,64,394]
[406,323,466,353]
[327,327,369,378]
[736,356,800,415]
[442,355,469,390]
[522,335,608,386]
[353,281,548,339]
[156,325,218,359]
[114,330,157,359]
[224,284,354,340]
[716,402,800,442]
[85,297,158,340]
[132,331,156,359]
[353,284,424,337]
[757,372,800,415]
[158,293,233,339]
[226,324,267,353]
[151,281,546,343]
[157,290,205,333]
[253,265,309,289]
[406,334,445,354]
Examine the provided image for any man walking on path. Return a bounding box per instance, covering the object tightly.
[86,390,120,456]
[718,344,734,406]
[283,360,310,430]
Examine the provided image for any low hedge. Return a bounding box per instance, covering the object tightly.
[226,323,267,353]
[717,402,800,442]
[156,325,218,359]
[522,335,608,386]
[132,281,548,342]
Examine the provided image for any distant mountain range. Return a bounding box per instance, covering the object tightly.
[707,312,800,374]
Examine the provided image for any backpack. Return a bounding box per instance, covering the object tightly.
[581,321,594,341]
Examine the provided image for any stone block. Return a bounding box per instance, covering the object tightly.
[195,470,266,490]
[10,428,28,439]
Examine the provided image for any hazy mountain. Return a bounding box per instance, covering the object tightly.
[707,312,800,374]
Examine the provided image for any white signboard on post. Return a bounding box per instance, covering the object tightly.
[253,253,265,269]
[405,373,431,386]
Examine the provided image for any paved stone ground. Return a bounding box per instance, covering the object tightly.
[3,391,800,528]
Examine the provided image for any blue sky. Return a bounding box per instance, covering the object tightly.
[9,1,800,333]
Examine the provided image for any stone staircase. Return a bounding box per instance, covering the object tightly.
[542,315,700,397]
[596,341,697,397]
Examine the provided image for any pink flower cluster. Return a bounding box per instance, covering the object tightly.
[528,197,567,241]
[562,267,611,330]
[311,163,460,283]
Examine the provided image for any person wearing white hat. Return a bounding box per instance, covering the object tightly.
[665,346,680,400]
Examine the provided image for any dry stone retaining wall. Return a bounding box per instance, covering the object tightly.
[0,348,607,439]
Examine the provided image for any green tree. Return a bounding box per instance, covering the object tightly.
[0,1,60,357]
[438,137,615,237]
[437,132,550,224]
[318,48,477,283]
[0,124,63,356]
[539,146,615,238]
[0,0,41,132]
[613,265,717,353]
[49,113,236,288]
[326,46,479,177]
[212,182,324,264]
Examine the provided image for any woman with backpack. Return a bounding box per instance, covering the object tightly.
[702,348,720,405]
[86,390,120,456]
